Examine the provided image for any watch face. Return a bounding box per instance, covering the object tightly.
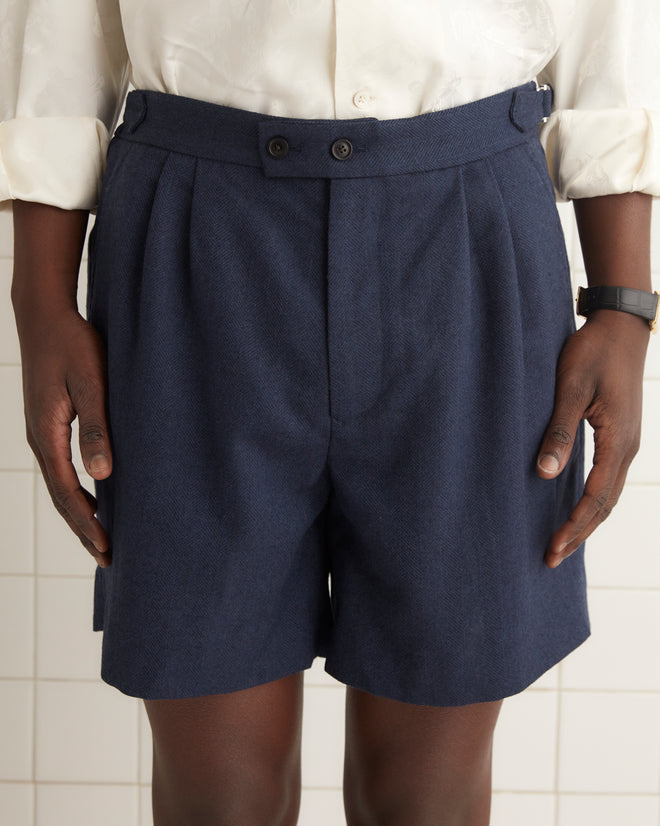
[651,292,659,332]
[576,286,589,317]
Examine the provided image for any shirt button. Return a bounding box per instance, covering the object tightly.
[352,89,372,108]
[330,138,353,160]
[266,136,289,159]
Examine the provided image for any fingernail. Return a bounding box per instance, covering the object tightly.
[538,454,560,473]
[89,454,109,474]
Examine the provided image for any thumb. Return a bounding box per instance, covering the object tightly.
[537,390,584,479]
[70,374,113,480]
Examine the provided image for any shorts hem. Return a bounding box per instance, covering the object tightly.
[99,653,318,701]
[322,624,592,707]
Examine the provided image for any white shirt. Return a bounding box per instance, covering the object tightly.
[1,0,659,214]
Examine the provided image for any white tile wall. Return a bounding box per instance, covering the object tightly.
[0,258,20,364]
[35,577,101,680]
[35,784,139,826]
[0,783,34,825]
[0,576,34,678]
[0,366,34,470]
[558,693,660,794]
[562,589,660,690]
[0,471,34,574]
[301,685,346,789]
[557,794,660,826]
[1,187,660,826]
[492,691,558,792]
[35,682,139,783]
[0,680,34,781]
[491,792,556,826]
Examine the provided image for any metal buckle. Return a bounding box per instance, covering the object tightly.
[535,82,551,122]
[651,291,659,334]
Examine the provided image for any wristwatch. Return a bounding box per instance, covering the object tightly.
[576,285,659,333]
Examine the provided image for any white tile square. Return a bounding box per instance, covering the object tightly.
[0,210,13,258]
[0,259,21,365]
[558,793,659,826]
[299,788,345,826]
[36,578,101,680]
[305,656,345,688]
[492,690,557,792]
[645,344,660,379]
[301,685,345,789]
[558,692,660,793]
[67,416,88,478]
[0,576,34,678]
[556,200,575,259]
[36,783,139,826]
[490,792,555,826]
[651,201,660,273]
[77,259,89,320]
[569,210,586,277]
[585,485,660,587]
[0,366,33,470]
[562,590,660,690]
[35,474,98,577]
[0,471,34,574]
[138,703,152,785]
[645,274,660,378]
[0,782,34,825]
[628,381,660,484]
[0,680,34,780]
[35,681,139,783]
[140,785,153,826]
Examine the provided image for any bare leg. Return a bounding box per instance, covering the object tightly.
[343,687,503,826]
[144,671,305,826]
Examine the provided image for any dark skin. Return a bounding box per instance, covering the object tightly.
[10,191,653,825]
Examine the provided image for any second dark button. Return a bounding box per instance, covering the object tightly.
[331,138,353,160]
[267,136,289,159]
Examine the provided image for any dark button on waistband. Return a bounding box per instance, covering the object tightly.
[266,136,289,159]
[331,138,353,160]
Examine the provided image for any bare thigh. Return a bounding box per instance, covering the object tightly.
[143,671,305,826]
[344,687,503,826]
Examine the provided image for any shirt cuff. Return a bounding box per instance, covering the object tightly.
[539,108,660,201]
[0,116,111,214]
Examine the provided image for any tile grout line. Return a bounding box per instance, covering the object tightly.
[3,779,660,795]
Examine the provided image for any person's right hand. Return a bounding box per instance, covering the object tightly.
[17,306,113,567]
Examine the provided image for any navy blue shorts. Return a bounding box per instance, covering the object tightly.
[87,81,590,705]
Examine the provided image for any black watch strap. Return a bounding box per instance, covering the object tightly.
[576,285,659,333]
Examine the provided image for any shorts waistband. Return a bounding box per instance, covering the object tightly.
[115,81,553,179]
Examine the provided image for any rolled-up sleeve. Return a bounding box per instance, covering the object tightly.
[537,0,660,201]
[0,0,130,214]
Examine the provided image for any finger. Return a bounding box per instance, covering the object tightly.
[67,371,113,480]
[544,448,629,569]
[537,378,589,478]
[47,460,112,567]
[32,420,112,567]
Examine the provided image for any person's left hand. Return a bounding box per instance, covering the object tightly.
[536,309,650,568]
